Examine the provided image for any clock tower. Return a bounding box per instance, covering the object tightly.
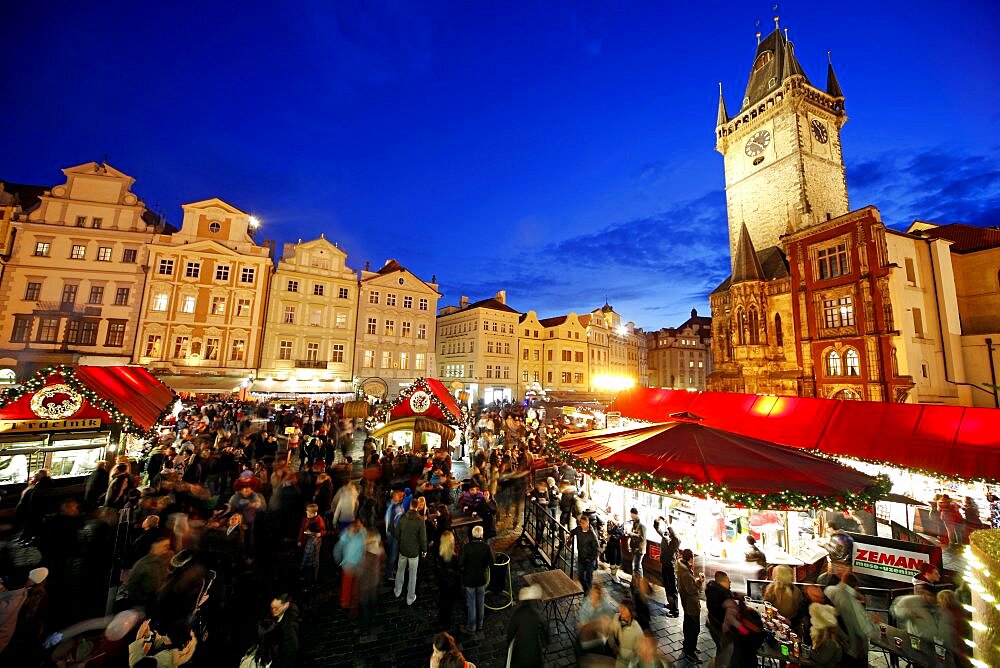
[716,23,849,265]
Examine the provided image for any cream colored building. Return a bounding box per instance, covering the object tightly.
[354,259,439,399]
[255,236,357,396]
[517,311,545,396]
[437,291,520,405]
[0,163,164,378]
[647,309,713,390]
[134,198,272,390]
[581,304,641,391]
[538,313,589,396]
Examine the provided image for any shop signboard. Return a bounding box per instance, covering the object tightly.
[846,532,942,583]
[0,417,102,434]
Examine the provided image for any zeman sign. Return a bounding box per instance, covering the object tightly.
[0,418,102,433]
[846,532,942,584]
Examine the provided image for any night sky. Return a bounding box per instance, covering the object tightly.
[3,1,999,330]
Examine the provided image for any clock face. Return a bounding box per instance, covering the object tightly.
[409,390,431,414]
[811,119,829,144]
[744,129,771,157]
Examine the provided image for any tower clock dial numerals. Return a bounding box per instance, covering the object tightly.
[811,119,829,144]
[744,129,771,157]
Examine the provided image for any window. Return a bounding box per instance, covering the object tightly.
[61,284,78,304]
[532,371,539,382]
[185,262,200,278]
[73,321,98,345]
[399,352,409,370]
[384,320,395,336]
[419,298,428,311]
[386,293,397,306]
[338,287,349,299]
[313,283,325,296]
[181,295,196,313]
[91,217,102,229]
[523,348,529,360]
[575,351,584,362]
[504,342,510,354]
[24,282,41,301]
[309,308,321,327]
[363,350,375,368]
[88,286,104,304]
[215,264,230,281]
[70,245,86,260]
[11,316,32,342]
[402,321,411,337]
[276,340,294,361]
[366,318,377,335]
[547,350,553,361]
[33,242,50,257]
[144,334,162,357]
[417,323,427,340]
[95,247,113,262]
[822,296,855,328]
[105,321,126,347]
[205,337,220,360]
[522,370,529,382]
[369,291,380,304]
[845,348,860,376]
[240,267,255,283]
[172,336,189,358]
[403,296,413,308]
[210,296,226,315]
[492,322,498,332]
[774,313,783,346]
[486,365,494,379]
[230,339,246,361]
[483,322,489,331]
[287,280,299,293]
[331,344,345,363]
[411,352,423,369]
[37,318,59,343]
[236,298,252,317]
[122,248,138,263]
[381,351,391,369]
[826,350,842,376]
[152,294,168,311]
[335,312,347,328]
[574,372,583,384]
[282,306,296,324]
[209,221,221,233]
[561,350,571,361]
[817,243,849,280]
[75,216,87,227]
[158,259,174,275]
[561,371,571,383]
[912,308,924,337]
[487,341,495,353]
[306,342,320,361]
[748,308,761,344]
[904,257,916,285]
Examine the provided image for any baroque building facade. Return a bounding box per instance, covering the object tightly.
[708,24,985,406]
[647,309,712,390]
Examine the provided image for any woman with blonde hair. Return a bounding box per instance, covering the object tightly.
[436,530,461,631]
[808,603,844,668]
[764,565,804,621]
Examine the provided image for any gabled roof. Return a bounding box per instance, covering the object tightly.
[712,246,789,294]
[464,297,520,314]
[538,315,568,328]
[913,223,1000,254]
[0,181,47,212]
[182,197,247,215]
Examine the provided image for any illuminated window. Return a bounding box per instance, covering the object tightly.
[236,298,252,317]
[97,247,113,262]
[210,296,226,315]
[753,50,773,72]
[335,312,347,328]
[181,296,196,313]
[230,339,246,361]
[33,242,50,257]
[417,323,427,340]
[381,351,391,369]
[144,334,162,357]
[24,282,41,301]
[399,352,409,370]
[384,320,395,336]
[415,352,425,369]
[173,336,190,358]
[363,350,375,368]
[70,245,86,260]
[331,344,345,363]
[152,294,168,311]
[845,348,860,376]
[205,337,220,360]
[826,349,842,376]
[402,321,411,337]
[823,296,854,328]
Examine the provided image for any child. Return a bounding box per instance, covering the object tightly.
[298,503,326,584]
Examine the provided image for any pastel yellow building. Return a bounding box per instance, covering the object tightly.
[538,313,589,395]
[582,304,641,391]
[255,236,357,396]
[0,163,164,378]
[354,259,439,398]
[437,292,521,404]
[134,198,272,391]
[517,311,545,395]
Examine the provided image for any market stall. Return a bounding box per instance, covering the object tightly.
[0,365,175,489]
[549,420,890,591]
[368,377,463,453]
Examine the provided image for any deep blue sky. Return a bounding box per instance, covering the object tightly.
[3,1,999,330]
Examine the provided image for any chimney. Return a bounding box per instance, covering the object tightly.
[460,296,469,309]
[495,290,506,305]
[364,260,370,271]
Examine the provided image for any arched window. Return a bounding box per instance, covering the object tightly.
[826,349,842,376]
[890,347,899,376]
[735,309,746,345]
[748,308,760,344]
[833,388,861,400]
[845,349,860,376]
[774,314,783,347]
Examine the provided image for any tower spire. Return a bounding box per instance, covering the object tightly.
[782,31,806,79]
[826,51,845,99]
[716,82,729,127]
[732,222,764,283]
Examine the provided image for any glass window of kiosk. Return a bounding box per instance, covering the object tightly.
[0,433,108,484]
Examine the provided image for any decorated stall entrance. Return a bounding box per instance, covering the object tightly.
[0,365,175,487]
[368,377,463,453]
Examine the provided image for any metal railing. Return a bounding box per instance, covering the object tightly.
[520,498,575,578]
[295,359,327,369]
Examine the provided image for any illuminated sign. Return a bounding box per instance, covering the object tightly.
[30,384,84,419]
[851,542,930,582]
[0,417,102,433]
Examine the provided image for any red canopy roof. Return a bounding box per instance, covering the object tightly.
[557,422,883,506]
[386,377,462,424]
[610,388,1000,481]
[0,365,175,433]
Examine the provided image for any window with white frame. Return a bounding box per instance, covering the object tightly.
[282,305,296,324]
[215,264,230,281]
[236,298,252,317]
[403,296,413,308]
[313,283,325,296]
[399,352,409,369]
[363,350,375,368]
[185,262,200,278]
[287,280,299,293]
[401,321,411,337]
[816,242,849,280]
[210,296,226,315]
[381,351,391,368]
[845,348,860,376]
[240,267,256,283]
[335,312,347,328]
[822,296,854,328]
[152,293,169,311]
[205,337,220,360]
[331,344,345,363]
[386,293,396,306]
[97,247,113,262]
[158,259,174,275]
[71,245,86,260]
[338,287,349,299]
[419,298,428,310]
[144,334,162,357]
[415,352,425,369]
[230,339,246,361]
[417,323,427,339]
[384,320,395,336]
[173,336,190,358]
[366,318,377,335]
[181,296,196,313]
[369,291,379,304]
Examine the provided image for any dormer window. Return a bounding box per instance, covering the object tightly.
[753,51,773,72]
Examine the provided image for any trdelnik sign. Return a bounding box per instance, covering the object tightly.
[843,532,942,584]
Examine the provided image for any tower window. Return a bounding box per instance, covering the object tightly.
[753,51,773,72]
[816,243,849,280]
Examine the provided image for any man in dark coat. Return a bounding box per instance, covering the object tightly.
[458,525,494,633]
[653,516,680,616]
[83,462,110,509]
[571,514,600,594]
[506,585,548,668]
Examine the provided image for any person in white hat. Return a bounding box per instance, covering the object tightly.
[505,585,547,667]
[809,603,844,668]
